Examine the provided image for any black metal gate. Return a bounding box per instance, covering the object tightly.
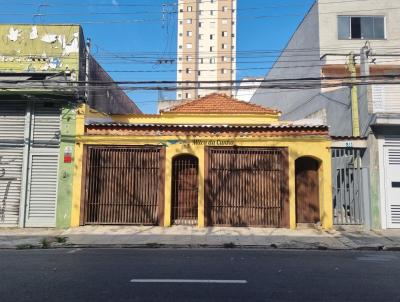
[205,147,289,227]
[83,146,165,225]
[171,155,199,225]
[332,148,367,225]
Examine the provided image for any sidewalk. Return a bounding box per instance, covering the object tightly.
[0,225,399,251]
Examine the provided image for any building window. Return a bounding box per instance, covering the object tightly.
[210,46,214,52]
[187,31,192,37]
[338,16,385,39]
[186,68,192,74]
[222,31,228,37]
[221,69,227,74]
[179,45,182,49]
[222,6,228,12]
[199,22,202,28]
[186,93,191,98]
[210,58,215,64]
[198,71,201,76]
[186,19,192,24]
[199,58,204,64]
[186,55,192,62]
[221,56,229,62]
[210,10,214,16]
[222,44,228,49]
[187,6,192,12]
[199,34,203,40]
[186,43,192,49]
[210,34,214,40]
[210,22,216,29]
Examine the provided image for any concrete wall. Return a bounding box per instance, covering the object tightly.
[318,0,400,61]
[0,24,81,76]
[88,56,141,114]
[251,0,400,136]
[250,3,325,127]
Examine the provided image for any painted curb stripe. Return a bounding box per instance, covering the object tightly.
[130,279,248,284]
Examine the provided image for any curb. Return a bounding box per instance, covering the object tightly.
[2,242,399,251]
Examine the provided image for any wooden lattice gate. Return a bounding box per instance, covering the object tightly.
[205,147,289,227]
[82,146,165,225]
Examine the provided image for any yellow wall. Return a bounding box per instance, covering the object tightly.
[71,134,333,230]
[0,24,81,74]
[109,112,280,125]
[71,105,86,228]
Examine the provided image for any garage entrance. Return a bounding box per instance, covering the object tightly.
[83,146,165,225]
[205,147,289,227]
[171,155,199,225]
[295,157,320,224]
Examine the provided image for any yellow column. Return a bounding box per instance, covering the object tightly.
[70,104,86,227]
[321,147,333,229]
[164,146,172,227]
[197,146,205,228]
[288,151,297,229]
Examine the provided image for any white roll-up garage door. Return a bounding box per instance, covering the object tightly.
[25,102,61,227]
[0,102,26,227]
[383,137,400,229]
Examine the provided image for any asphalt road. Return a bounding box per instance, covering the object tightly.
[0,248,399,302]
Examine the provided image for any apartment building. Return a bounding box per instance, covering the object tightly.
[177,0,237,100]
[250,0,400,229]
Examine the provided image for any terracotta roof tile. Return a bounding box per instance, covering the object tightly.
[163,93,280,114]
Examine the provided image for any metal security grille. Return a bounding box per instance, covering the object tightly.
[171,155,199,225]
[25,153,59,227]
[84,146,165,225]
[0,102,26,227]
[205,147,289,227]
[332,148,366,225]
[31,102,61,147]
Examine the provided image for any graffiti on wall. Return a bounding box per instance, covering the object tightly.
[0,156,17,222]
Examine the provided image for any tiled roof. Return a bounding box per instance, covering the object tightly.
[163,93,280,114]
[88,122,328,131]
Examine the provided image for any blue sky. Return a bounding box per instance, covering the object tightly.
[1,0,315,113]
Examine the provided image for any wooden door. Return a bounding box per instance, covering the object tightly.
[205,147,289,227]
[171,155,199,225]
[295,157,320,223]
[83,146,165,225]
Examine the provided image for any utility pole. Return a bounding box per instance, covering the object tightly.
[359,43,371,136]
[347,52,361,137]
[85,38,91,104]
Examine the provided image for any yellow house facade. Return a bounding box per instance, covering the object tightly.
[71,94,333,229]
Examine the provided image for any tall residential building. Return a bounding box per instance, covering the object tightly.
[177,0,237,100]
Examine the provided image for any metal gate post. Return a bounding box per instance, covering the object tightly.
[18,102,32,228]
[362,168,372,230]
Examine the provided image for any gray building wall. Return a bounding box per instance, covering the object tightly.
[250,3,346,132]
[251,0,400,137]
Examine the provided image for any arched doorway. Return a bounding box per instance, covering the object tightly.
[295,157,320,224]
[171,154,199,225]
